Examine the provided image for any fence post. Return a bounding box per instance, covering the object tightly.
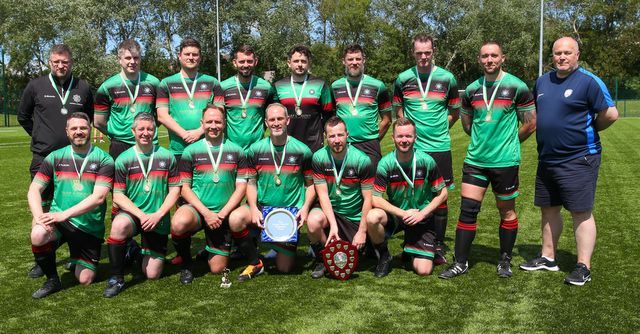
[1,47,7,127]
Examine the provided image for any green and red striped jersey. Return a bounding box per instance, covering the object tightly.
[157,72,224,155]
[461,72,535,168]
[33,145,114,239]
[331,75,392,143]
[393,66,461,152]
[179,138,250,211]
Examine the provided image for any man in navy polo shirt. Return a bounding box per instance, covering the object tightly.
[520,37,618,286]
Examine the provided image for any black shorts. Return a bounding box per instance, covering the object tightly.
[462,163,519,200]
[426,151,454,188]
[331,213,362,243]
[55,221,103,271]
[30,152,53,205]
[109,139,132,160]
[534,154,601,212]
[117,211,169,259]
[183,205,232,257]
[386,213,436,260]
[351,139,382,167]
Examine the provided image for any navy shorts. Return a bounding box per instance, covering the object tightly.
[462,163,520,200]
[426,150,454,188]
[534,154,601,212]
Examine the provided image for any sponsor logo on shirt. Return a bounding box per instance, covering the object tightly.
[44,95,56,98]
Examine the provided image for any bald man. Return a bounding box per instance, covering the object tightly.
[520,37,618,286]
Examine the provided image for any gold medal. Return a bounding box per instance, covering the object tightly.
[350,105,357,116]
[130,104,137,113]
[189,101,195,109]
[212,172,220,183]
[274,175,282,186]
[61,107,68,115]
[73,179,83,191]
[295,106,302,116]
[144,179,151,192]
[241,108,247,118]
[421,101,428,110]
[335,187,342,196]
[485,112,492,122]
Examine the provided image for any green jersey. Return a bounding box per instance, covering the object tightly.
[114,145,180,234]
[373,151,445,210]
[247,136,312,208]
[94,71,160,145]
[393,66,461,152]
[157,72,225,155]
[461,72,535,168]
[33,145,114,239]
[220,75,275,150]
[331,75,392,143]
[312,145,374,222]
[180,138,250,211]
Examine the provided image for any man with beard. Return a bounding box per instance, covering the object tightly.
[439,41,536,279]
[220,45,275,150]
[228,103,315,280]
[170,105,249,284]
[366,118,448,277]
[306,116,375,278]
[157,38,224,160]
[330,44,392,165]
[274,44,334,152]
[392,34,461,263]
[103,113,180,297]
[27,113,114,298]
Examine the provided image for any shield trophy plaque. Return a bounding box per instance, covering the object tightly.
[320,239,359,281]
[260,206,299,243]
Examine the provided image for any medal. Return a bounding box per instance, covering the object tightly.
[291,75,308,117]
[73,179,83,191]
[120,72,141,114]
[415,65,437,112]
[345,75,366,117]
[482,70,504,123]
[70,145,93,193]
[235,75,255,120]
[329,144,349,198]
[335,188,342,196]
[393,149,417,207]
[269,137,289,188]
[134,145,156,194]
[204,138,225,185]
[48,74,74,115]
[144,179,151,192]
[181,72,199,110]
[421,101,428,110]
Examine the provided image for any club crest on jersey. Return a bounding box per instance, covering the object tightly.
[200,83,208,90]
[501,89,510,97]
[256,91,263,97]
[226,154,234,160]
[308,89,315,95]
[73,94,81,103]
[364,89,371,95]
[416,169,423,177]
[435,83,443,90]
[347,169,355,176]
[89,163,98,171]
[159,161,167,168]
[144,87,152,94]
[564,89,573,98]
[288,156,296,164]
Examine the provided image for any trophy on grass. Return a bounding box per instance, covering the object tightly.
[320,239,359,281]
[261,206,299,243]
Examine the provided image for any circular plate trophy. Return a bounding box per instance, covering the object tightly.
[320,240,359,281]
[261,207,299,243]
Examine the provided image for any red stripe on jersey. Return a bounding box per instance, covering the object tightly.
[55,171,80,179]
[247,98,266,105]
[80,173,97,181]
[128,172,144,180]
[322,101,334,112]
[493,99,512,107]
[171,92,189,99]
[35,172,50,182]
[517,100,534,108]
[279,97,296,105]
[430,176,445,187]
[448,97,461,106]
[136,96,154,103]
[114,182,126,190]
[379,100,392,110]
[403,91,422,98]
[213,96,224,104]
[180,171,193,179]
[149,170,168,178]
[456,221,477,231]
[362,177,374,185]
[96,176,113,184]
[373,184,386,193]
[393,96,403,104]
[94,104,108,111]
[225,98,241,105]
[157,97,169,104]
[427,91,446,99]
[169,175,181,184]
[113,97,132,104]
[281,165,301,172]
[194,91,212,99]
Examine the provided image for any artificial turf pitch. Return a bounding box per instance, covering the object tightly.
[0,120,638,333]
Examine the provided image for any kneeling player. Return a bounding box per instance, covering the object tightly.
[170,105,248,284]
[307,116,374,278]
[228,103,314,280]
[103,113,181,297]
[366,118,447,277]
[28,113,114,298]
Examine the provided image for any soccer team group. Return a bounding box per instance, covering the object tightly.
[18,33,618,299]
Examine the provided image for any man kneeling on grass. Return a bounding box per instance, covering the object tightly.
[366,118,447,277]
[103,112,181,298]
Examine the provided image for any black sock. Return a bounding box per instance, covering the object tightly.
[233,229,259,265]
[454,225,476,264]
[310,242,324,262]
[434,205,448,244]
[32,243,58,279]
[107,237,127,278]
[499,219,519,256]
[373,240,390,261]
[172,233,192,268]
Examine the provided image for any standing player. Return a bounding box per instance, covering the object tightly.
[366,118,448,277]
[393,34,461,262]
[307,116,374,278]
[331,44,392,165]
[521,37,618,286]
[18,44,94,278]
[170,105,249,284]
[94,39,160,159]
[228,103,315,279]
[157,38,224,159]
[27,113,113,298]
[274,44,334,152]
[439,41,536,279]
[103,113,181,297]
[220,45,275,150]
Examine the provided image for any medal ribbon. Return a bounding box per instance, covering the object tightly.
[393,149,417,189]
[290,74,308,108]
[120,72,141,106]
[482,70,504,116]
[204,138,224,175]
[180,72,200,104]
[235,75,255,110]
[48,74,74,108]
[134,145,155,181]
[329,144,349,188]
[269,137,289,177]
[414,65,437,104]
[345,75,366,110]
[70,145,93,181]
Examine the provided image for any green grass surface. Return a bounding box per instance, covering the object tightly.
[1,122,639,333]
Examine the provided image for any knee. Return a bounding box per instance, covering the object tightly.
[209,257,228,274]
[366,209,385,227]
[109,219,131,240]
[228,208,249,232]
[77,271,96,285]
[413,261,433,276]
[306,211,326,234]
[30,225,53,246]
